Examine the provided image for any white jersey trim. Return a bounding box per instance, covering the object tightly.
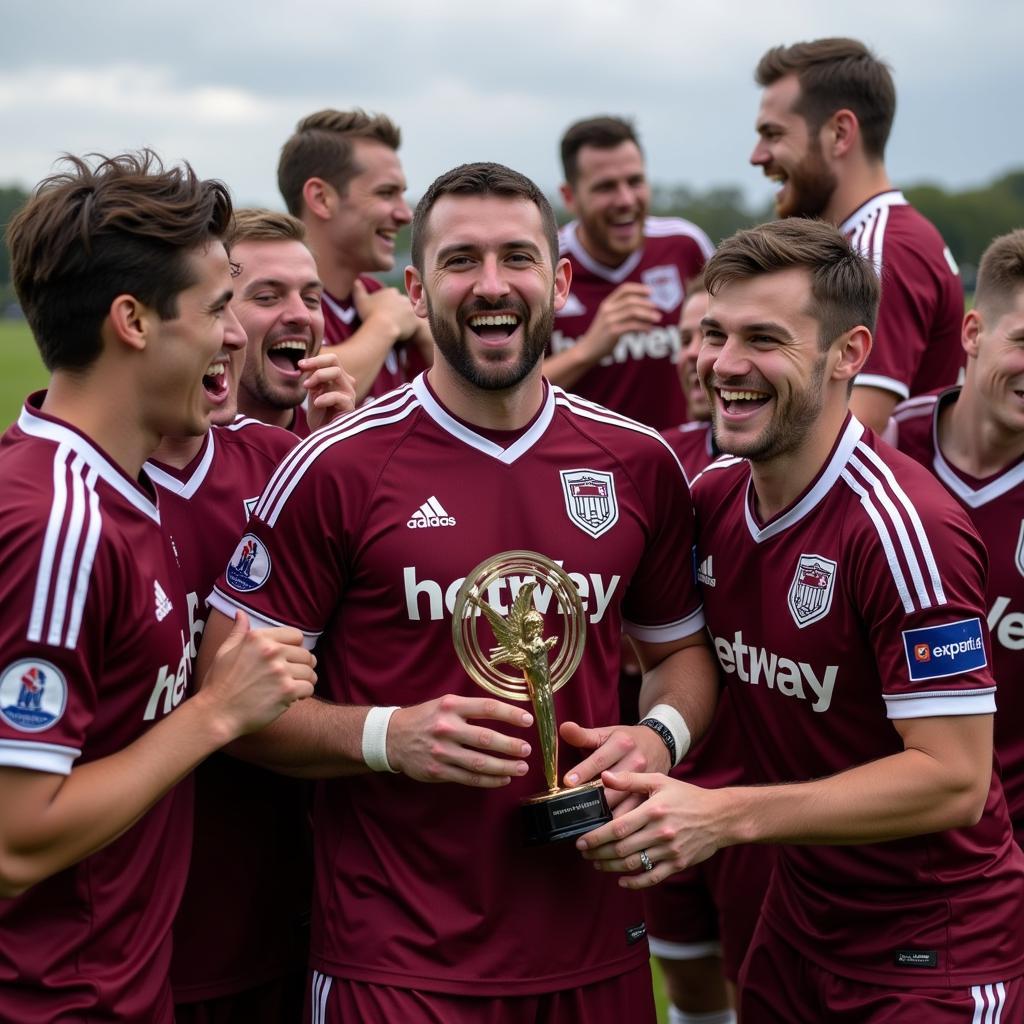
[28,448,103,649]
[554,390,689,482]
[854,372,910,400]
[414,374,556,465]
[311,970,334,1024]
[208,589,322,650]
[971,981,1008,1023]
[624,605,705,643]
[924,390,1024,508]
[18,404,160,523]
[883,687,996,720]
[841,189,908,257]
[745,418,865,543]
[558,216,712,284]
[648,937,722,960]
[322,292,356,325]
[256,386,420,527]
[0,738,80,775]
[145,430,215,499]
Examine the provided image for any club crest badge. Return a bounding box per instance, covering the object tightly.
[787,554,838,628]
[560,469,618,539]
[0,659,68,732]
[1016,521,1024,579]
[226,533,272,592]
[641,264,683,312]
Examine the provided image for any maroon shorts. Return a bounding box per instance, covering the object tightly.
[740,919,1022,1023]
[645,842,773,982]
[175,970,306,1024]
[305,963,656,1024]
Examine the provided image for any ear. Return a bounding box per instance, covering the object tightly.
[302,177,336,222]
[962,308,983,358]
[405,266,428,318]
[831,324,872,383]
[824,109,859,159]
[558,182,576,215]
[552,257,572,313]
[105,294,151,353]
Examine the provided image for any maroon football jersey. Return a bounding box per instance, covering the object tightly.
[842,191,964,400]
[691,415,1024,987]
[551,217,713,429]
[145,417,312,1004]
[660,420,717,483]
[210,374,703,995]
[0,396,195,1024]
[322,274,428,401]
[892,387,1024,837]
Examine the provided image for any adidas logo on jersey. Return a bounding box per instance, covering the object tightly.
[697,554,716,588]
[154,580,173,622]
[407,496,456,529]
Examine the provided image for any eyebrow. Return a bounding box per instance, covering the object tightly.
[434,240,544,263]
[208,288,233,310]
[700,316,794,340]
[242,276,323,295]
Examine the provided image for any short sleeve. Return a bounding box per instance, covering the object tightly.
[621,442,705,643]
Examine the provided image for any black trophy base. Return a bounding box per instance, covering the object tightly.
[521,780,612,846]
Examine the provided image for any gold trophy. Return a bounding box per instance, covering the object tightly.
[452,550,612,845]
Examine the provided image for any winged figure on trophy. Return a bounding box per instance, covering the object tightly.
[471,582,560,794]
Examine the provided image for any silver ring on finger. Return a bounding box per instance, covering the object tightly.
[639,849,654,872]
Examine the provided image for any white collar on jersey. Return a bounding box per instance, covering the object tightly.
[744,416,865,543]
[411,373,556,465]
[559,220,646,284]
[928,388,1024,507]
[144,429,216,499]
[322,291,356,324]
[840,190,908,235]
[18,401,162,523]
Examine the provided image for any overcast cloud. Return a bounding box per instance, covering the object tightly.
[1,0,1020,216]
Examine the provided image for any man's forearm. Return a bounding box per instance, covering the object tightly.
[0,696,241,896]
[227,696,372,778]
[717,718,991,849]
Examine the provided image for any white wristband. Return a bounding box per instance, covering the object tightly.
[645,703,691,767]
[362,705,399,773]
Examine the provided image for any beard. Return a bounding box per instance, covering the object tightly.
[774,140,838,220]
[427,295,553,392]
[709,354,829,463]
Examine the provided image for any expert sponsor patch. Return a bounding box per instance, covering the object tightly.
[902,618,987,681]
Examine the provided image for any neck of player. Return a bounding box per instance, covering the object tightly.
[150,433,206,470]
[427,359,546,432]
[748,402,852,523]
[830,161,894,226]
[941,385,1024,478]
[42,371,159,480]
[305,232,357,302]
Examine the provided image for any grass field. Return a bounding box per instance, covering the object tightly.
[0,315,677,1021]
[0,319,47,425]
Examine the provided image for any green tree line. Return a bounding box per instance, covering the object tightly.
[3,170,1024,309]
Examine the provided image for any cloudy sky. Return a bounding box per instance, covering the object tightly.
[2,0,1020,216]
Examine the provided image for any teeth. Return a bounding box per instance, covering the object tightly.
[720,389,767,401]
[469,314,519,327]
[205,362,226,378]
[270,341,306,353]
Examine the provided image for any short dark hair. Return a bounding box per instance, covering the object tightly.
[6,150,232,372]
[277,108,402,216]
[704,219,879,349]
[560,115,641,185]
[410,162,560,272]
[755,38,896,160]
[226,208,307,249]
[974,229,1024,320]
